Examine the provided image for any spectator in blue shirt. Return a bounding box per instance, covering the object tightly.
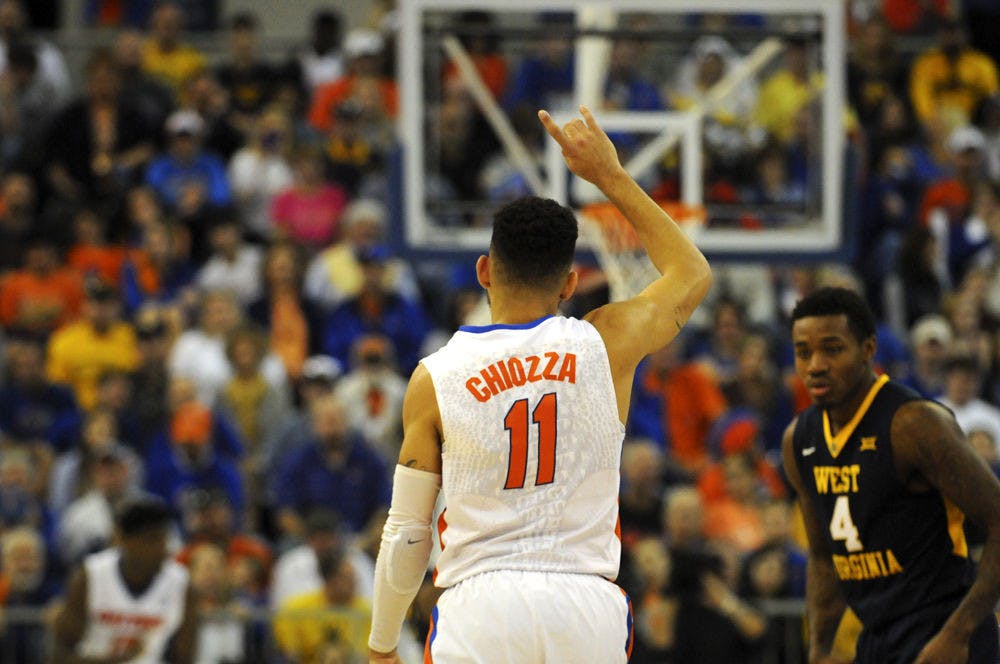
[0,333,81,453]
[145,401,244,517]
[145,109,231,219]
[273,393,390,540]
[321,245,430,375]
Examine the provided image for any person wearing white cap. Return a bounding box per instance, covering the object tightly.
[145,108,232,217]
[899,314,954,398]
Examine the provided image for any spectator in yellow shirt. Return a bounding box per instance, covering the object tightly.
[273,548,372,664]
[910,19,999,132]
[141,1,206,97]
[47,279,140,410]
[753,37,824,144]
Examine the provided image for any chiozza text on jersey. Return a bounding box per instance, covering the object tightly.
[465,352,577,402]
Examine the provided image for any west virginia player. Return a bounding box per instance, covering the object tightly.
[783,287,1000,663]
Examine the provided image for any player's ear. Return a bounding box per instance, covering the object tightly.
[475,255,491,289]
[862,335,877,362]
[558,269,578,301]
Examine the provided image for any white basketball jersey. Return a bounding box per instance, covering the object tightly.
[77,548,190,664]
[422,315,624,588]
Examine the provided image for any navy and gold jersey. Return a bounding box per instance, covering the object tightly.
[792,375,976,630]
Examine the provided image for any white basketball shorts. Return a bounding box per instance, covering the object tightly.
[424,570,633,663]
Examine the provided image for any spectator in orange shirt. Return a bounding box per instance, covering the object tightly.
[307,28,397,136]
[697,418,787,506]
[635,340,729,474]
[66,208,126,287]
[918,125,987,228]
[442,11,507,100]
[702,451,768,554]
[0,235,84,336]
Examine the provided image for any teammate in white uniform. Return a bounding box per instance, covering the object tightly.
[368,107,713,663]
[52,496,199,664]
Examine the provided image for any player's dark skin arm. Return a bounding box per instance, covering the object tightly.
[50,569,142,664]
[781,421,849,664]
[891,401,1000,664]
[164,584,199,664]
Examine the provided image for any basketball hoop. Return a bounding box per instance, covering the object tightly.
[578,201,706,302]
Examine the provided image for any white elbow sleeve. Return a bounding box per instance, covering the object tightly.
[369,465,441,653]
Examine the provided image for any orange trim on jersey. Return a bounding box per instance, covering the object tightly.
[822,374,889,459]
[432,509,448,585]
[620,586,635,660]
[943,498,969,558]
[423,610,436,663]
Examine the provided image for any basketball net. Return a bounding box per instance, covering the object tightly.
[579,201,706,302]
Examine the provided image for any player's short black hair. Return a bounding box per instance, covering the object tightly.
[115,495,174,537]
[490,196,578,289]
[317,547,347,580]
[790,287,877,343]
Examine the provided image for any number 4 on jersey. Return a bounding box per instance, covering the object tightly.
[830,495,864,552]
[504,392,557,489]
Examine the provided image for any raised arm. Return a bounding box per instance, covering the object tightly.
[891,401,1000,664]
[539,107,712,418]
[781,422,848,664]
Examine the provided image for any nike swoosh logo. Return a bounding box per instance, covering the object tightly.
[407,538,425,545]
[802,446,816,456]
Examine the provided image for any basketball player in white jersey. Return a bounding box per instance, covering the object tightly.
[52,496,199,664]
[367,106,712,663]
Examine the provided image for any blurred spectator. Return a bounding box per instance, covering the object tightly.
[900,315,953,398]
[503,14,574,114]
[247,242,325,381]
[0,526,59,663]
[174,488,271,600]
[630,341,728,474]
[909,18,998,132]
[671,36,757,178]
[0,40,59,170]
[144,401,245,516]
[273,394,390,538]
[270,508,374,609]
[145,109,232,223]
[698,418,786,506]
[333,334,406,465]
[892,226,947,328]
[56,443,135,566]
[269,144,349,250]
[0,0,70,106]
[969,429,1000,478]
[215,12,276,133]
[619,439,668,543]
[273,548,372,664]
[881,0,952,35]
[443,10,507,99]
[168,289,286,407]
[321,96,387,197]
[0,447,52,540]
[847,16,908,126]
[260,354,342,484]
[181,69,245,162]
[227,107,294,240]
[44,47,154,211]
[702,452,768,554]
[126,307,173,447]
[112,29,174,138]
[308,28,397,138]
[120,220,198,314]
[743,141,808,207]
[688,297,750,390]
[938,352,1000,447]
[321,243,430,375]
[626,537,677,662]
[0,332,80,453]
[286,10,345,94]
[195,211,263,306]
[140,1,206,97]
[945,288,996,369]
[304,198,420,309]
[46,279,139,411]
[753,37,823,144]
[601,37,665,155]
[66,208,126,287]
[721,335,794,455]
[0,235,83,336]
[0,171,35,273]
[737,540,806,663]
[186,542,247,664]
[217,323,291,523]
[48,407,143,516]
[432,82,500,203]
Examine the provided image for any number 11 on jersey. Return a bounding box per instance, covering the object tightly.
[504,392,557,489]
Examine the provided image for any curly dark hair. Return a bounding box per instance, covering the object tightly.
[490,196,578,289]
[790,286,876,343]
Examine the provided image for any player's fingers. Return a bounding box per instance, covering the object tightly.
[537,110,568,146]
[580,105,600,132]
